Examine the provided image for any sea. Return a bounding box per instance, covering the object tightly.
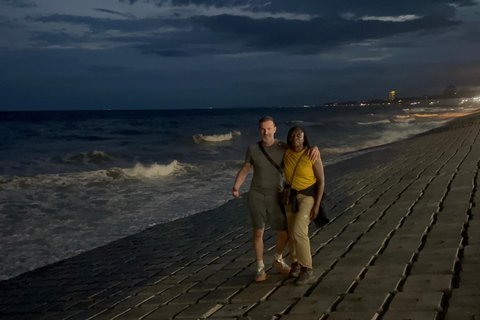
[1,100,479,280]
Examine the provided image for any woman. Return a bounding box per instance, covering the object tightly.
[283,126,325,285]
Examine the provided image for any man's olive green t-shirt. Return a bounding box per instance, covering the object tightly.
[245,140,288,196]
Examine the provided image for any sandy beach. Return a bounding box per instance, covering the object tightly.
[1,111,480,320]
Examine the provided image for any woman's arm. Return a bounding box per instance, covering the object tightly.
[310,158,325,220]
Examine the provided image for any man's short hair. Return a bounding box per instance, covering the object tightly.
[259,116,275,127]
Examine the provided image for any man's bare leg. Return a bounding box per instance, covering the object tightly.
[272,230,291,274]
[276,230,289,255]
[253,228,265,262]
[253,228,267,281]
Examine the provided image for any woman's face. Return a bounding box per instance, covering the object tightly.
[289,128,304,148]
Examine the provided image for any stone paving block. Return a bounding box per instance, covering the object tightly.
[384,238,421,253]
[334,293,389,313]
[444,307,480,320]
[448,289,480,309]
[353,276,402,293]
[247,300,295,316]
[89,307,132,320]
[114,305,158,320]
[158,275,190,285]
[425,223,463,238]
[393,225,429,237]
[267,285,309,301]
[209,303,256,317]
[459,256,480,272]
[325,266,366,281]
[230,285,275,303]
[142,304,189,319]
[372,251,416,266]
[326,311,379,320]
[310,279,356,296]
[217,276,252,289]
[402,274,452,293]
[333,255,375,269]
[197,288,240,304]
[422,234,462,248]
[280,314,324,320]
[140,291,181,307]
[288,295,339,315]
[175,303,223,319]
[168,291,210,305]
[415,248,460,264]
[311,256,337,271]
[381,310,439,320]
[136,284,172,296]
[388,292,444,311]
[409,258,457,275]
[222,259,254,270]
[363,264,408,278]
[467,232,480,245]
[457,271,480,290]
[110,295,156,310]
[208,269,243,281]
[68,299,105,310]
[161,283,198,297]
[63,308,107,320]
[463,244,480,257]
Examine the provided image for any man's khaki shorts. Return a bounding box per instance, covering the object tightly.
[247,189,287,231]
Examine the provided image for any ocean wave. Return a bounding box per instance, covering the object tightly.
[357,119,391,125]
[193,131,241,144]
[322,123,443,156]
[107,160,185,179]
[53,150,124,165]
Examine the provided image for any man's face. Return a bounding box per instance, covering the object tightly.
[259,120,277,143]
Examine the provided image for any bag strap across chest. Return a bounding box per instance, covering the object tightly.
[257,141,283,175]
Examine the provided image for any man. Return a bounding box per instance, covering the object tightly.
[232,116,319,282]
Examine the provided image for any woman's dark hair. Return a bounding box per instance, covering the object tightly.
[287,126,310,148]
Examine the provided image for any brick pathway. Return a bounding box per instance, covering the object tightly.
[1,114,480,320]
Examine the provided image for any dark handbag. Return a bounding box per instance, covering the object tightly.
[313,200,329,228]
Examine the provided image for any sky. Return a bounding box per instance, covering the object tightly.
[1,0,480,111]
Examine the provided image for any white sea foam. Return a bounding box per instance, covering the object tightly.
[193,131,241,144]
[357,119,391,125]
[122,161,184,178]
[0,159,245,280]
[322,122,445,155]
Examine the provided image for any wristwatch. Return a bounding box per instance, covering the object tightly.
[232,187,238,192]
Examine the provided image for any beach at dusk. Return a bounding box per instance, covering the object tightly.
[1,110,480,319]
[2,0,480,319]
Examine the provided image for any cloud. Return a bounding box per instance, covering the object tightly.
[361,15,421,22]
[195,13,461,55]
[1,0,36,8]
[93,8,136,19]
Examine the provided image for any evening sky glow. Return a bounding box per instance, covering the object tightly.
[1,0,480,110]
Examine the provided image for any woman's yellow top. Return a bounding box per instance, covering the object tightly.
[283,148,316,191]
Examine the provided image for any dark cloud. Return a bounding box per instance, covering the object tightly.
[196,13,461,55]
[279,0,476,16]
[120,0,477,16]
[1,0,37,8]
[26,0,469,57]
[31,14,166,34]
[93,8,136,19]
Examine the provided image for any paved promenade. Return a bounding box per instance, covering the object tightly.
[1,114,480,320]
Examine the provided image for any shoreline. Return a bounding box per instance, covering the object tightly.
[1,111,480,318]
[1,110,477,282]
